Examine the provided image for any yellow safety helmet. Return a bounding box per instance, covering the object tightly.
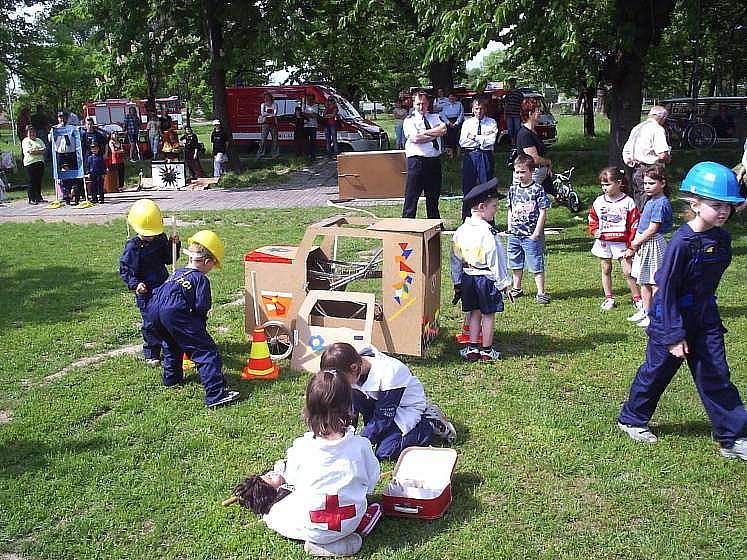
[127,199,164,236]
[188,230,225,268]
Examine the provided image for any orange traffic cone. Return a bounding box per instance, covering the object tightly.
[183,353,195,369]
[242,327,280,380]
[455,322,483,345]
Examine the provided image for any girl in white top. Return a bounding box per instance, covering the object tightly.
[262,369,380,556]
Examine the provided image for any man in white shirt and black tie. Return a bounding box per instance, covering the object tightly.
[459,96,498,220]
[402,91,447,219]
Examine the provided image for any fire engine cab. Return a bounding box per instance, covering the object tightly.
[227,84,389,152]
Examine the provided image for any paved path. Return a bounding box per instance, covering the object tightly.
[0,159,397,224]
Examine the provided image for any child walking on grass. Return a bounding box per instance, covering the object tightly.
[146,230,239,408]
[451,178,512,362]
[618,162,747,461]
[119,199,180,365]
[258,369,382,557]
[507,154,551,304]
[626,164,673,327]
[588,167,642,311]
[320,342,457,460]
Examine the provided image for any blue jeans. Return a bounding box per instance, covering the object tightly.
[395,122,405,149]
[149,136,159,159]
[507,234,545,273]
[324,123,338,155]
[507,116,522,144]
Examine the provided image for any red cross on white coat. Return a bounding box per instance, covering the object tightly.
[309,495,357,532]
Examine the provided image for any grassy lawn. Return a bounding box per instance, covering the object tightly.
[2,117,747,559]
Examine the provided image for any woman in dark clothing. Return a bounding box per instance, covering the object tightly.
[515,97,554,194]
[181,126,204,181]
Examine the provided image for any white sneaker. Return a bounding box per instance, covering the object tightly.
[304,533,362,557]
[720,438,747,461]
[600,297,615,311]
[459,345,479,361]
[424,403,457,443]
[627,308,646,322]
[636,315,650,327]
[617,422,657,443]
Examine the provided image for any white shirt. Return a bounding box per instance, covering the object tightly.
[450,216,511,289]
[459,116,498,150]
[403,111,444,158]
[622,118,670,166]
[260,102,278,124]
[263,427,379,544]
[433,96,448,113]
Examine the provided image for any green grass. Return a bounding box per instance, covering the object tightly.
[2,118,747,559]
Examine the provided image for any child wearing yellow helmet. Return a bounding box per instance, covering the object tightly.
[119,199,180,366]
[146,230,239,408]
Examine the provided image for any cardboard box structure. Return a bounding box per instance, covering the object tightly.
[244,216,442,370]
[337,150,407,200]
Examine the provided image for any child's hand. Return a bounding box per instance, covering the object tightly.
[668,340,689,358]
[135,282,148,295]
[529,232,541,241]
[594,230,601,239]
[624,248,636,259]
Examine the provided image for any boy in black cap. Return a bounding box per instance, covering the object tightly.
[85,142,106,203]
[450,178,513,361]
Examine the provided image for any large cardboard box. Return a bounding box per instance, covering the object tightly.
[337,150,406,199]
[244,216,442,360]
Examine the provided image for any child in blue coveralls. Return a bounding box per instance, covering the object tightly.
[119,199,180,365]
[451,178,512,361]
[146,230,239,408]
[320,342,456,461]
[618,162,747,461]
[507,154,551,304]
[85,142,106,203]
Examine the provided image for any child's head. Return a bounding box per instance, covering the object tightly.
[463,177,500,221]
[303,369,353,438]
[185,230,224,270]
[233,474,289,515]
[680,161,745,226]
[642,163,670,197]
[127,199,164,237]
[598,167,628,195]
[513,153,536,185]
[320,342,363,384]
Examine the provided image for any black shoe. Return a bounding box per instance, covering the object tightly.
[28,200,38,205]
[37,198,48,203]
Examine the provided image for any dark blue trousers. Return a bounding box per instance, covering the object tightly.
[373,417,434,461]
[461,150,494,220]
[152,306,227,405]
[619,328,747,446]
[403,156,441,219]
[136,295,162,360]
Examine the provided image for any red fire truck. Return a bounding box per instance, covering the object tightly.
[226,85,389,152]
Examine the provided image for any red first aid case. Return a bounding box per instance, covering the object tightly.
[382,446,458,519]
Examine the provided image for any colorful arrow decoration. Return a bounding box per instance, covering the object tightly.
[392,242,415,305]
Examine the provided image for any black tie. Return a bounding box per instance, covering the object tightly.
[477,119,482,135]
[423,115,439,151]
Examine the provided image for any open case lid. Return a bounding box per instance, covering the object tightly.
[392,446,457,488]
[368,218,443,233]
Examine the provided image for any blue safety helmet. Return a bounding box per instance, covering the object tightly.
[680,161,745,203]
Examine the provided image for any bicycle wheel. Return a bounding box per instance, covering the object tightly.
[567,190,581,213]
[686,123,716,149]
[262,321,293,360]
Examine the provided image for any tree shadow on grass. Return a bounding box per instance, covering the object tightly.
[0,263,119,334]
[366,471,483,553]
[654,420,713,439]
[719,304,747,319]
[0,436,111,479]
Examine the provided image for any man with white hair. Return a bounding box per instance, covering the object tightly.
[622,105,672,210]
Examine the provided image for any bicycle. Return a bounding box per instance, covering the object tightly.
[546,166,581,213]
[665,117,717,149]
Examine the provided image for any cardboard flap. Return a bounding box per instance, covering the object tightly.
[291,290,376,373]
[368,218,443,233]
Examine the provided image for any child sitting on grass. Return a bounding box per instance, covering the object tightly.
[507,153,551,304]
[617,162,747,461]
[451,178,512,362]
[253,369,382,556]
[320,342,456,460]
[588,167,642,311]
[146,230,239,408]
[119,199,180,365]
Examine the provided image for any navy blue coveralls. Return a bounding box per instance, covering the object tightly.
[619,224,747,448]
[353,385,433,462]
[119,234,179,360]
[146,267,228,405]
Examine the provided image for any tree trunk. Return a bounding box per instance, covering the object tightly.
[429,58,454,92]
[582,86,595,137]
[205,0,241,172]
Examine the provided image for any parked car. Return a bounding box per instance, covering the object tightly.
[226,84,389,152]
[660,97,747,147]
